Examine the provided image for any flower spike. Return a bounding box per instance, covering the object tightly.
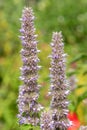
[49,32,70,129]
[17,7,43,126]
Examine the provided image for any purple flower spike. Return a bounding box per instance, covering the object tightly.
[17,7,43,126]
[49,32,70,129]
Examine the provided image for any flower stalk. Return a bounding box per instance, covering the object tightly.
[17,7,43,126]
[49,32,70,130]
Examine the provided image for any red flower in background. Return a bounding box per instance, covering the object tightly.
[67,112,81,130]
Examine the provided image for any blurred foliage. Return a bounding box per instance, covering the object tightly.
[0,0,87,130]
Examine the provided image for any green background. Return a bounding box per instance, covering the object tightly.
[0,0,87,129]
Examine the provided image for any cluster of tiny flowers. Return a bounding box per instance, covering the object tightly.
[79,126,87,130]
[40,111,54,130]
[17,7,43,125]
[49,32,70,130]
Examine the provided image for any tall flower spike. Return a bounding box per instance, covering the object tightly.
[49,32,70,129]
[17,7,43,126]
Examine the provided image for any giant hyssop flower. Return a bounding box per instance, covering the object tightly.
[17,7,43,126]
[49,32,71,130]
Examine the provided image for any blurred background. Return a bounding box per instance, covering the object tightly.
[0,0,87,130]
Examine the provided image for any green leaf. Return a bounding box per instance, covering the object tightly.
[70,53,87,64]
[77,84,87,89]
[77,91,87,105]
